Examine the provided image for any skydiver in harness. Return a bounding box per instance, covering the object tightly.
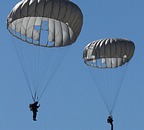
[29,101,40,121]
[107,115,113,130]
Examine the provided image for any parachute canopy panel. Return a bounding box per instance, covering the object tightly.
[7,0,83,47]
[83,38,135,68]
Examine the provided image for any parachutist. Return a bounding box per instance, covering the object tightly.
[29,101,40,121]
[107,116,113,130]
[7,0,83,104]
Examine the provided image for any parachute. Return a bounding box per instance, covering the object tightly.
[83,38,135,115]
[7,0,83,101]
[7,0,83,47]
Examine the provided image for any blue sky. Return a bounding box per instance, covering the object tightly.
[0,0,144,130]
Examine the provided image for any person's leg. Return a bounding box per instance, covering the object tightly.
[111,124,113,130]
[33,111,37,121]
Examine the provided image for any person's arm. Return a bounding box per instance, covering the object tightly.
[37,104,40,108]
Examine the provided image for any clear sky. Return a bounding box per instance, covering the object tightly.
[0,0,144,130]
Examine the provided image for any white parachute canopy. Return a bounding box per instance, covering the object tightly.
[7,0,83,47]
[7,0,83,101]
[83,38,135,115]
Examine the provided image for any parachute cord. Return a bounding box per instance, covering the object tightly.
[38,47,70,102]
[34,44,54,98]
[88,64,128,115]
[33,92,39,102]
[37,67,57,102]
[32,44,42,96]
[10,35,35,101]
[37,52,60,101]
[36,46,55,101]
[110,63,128,114]
[88,67,110,113]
